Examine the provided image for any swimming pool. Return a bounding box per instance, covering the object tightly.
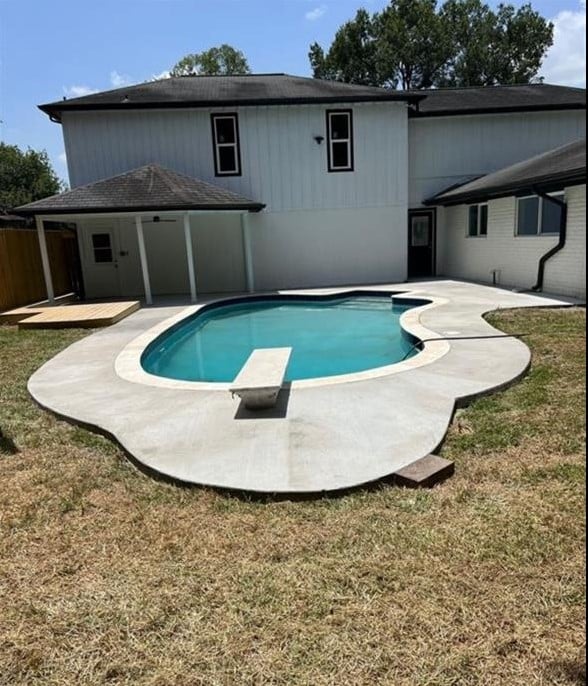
[141,294,424,383]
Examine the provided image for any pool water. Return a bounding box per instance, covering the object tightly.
[142,296,421,383]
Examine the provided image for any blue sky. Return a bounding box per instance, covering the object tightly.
[0,0,585,183]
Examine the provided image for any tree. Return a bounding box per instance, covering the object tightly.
[170,45,251,77]
[375,0,452,90]
[438,0,553,86]
[0,144,63,212]
[309,0,554,89]
[309,9,382,86]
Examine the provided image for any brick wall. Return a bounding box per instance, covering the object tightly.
[438,184,586,299]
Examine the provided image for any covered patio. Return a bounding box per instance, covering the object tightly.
[15,164,265,306]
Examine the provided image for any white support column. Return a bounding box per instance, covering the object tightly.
[183,213,197,303]
[35,216,55,302]
[241,212,255,293]
[135,215,152,305]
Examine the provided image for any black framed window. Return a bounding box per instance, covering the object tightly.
[468,203,488,237]
[516,192,565,236]
[211,113,241,176]
[326,110,353,172]
[91,233,113,263]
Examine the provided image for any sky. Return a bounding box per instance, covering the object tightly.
[0,0,585,183]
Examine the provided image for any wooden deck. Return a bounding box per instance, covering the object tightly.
[1,301,141,329]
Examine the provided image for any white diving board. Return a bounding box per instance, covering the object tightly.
[230,347,292,410]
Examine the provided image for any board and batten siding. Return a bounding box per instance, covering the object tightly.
[62,102,408,212]
[409,110,586,207]
[437,184,586,299]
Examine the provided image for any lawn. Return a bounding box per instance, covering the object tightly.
[0,308,585,686]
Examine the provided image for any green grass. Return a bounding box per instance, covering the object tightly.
[0,308,585,686]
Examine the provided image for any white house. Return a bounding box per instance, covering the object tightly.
[15,74,587,301]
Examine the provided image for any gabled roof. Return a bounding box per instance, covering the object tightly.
[14,164,265,216]
[410,83,586,117]
[40,73,424,121]
[426,138,586,206]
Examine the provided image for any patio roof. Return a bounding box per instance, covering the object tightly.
[14,164,265,216]
[426,138,586,206]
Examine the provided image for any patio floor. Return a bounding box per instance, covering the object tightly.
[26,280,581,493]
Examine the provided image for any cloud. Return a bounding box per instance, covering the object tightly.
[151,69,171,81]
[305,5,327,21]
[541,0,586,87]
[110,70,133,88]
[63,85,99,98]
[58,152,67,166]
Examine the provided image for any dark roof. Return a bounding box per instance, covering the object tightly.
[410,83,586,117]
[14,164,265,216]
[426,138,586,206]
[40,73,424,120]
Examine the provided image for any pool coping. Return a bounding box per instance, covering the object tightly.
[114,290,451,391]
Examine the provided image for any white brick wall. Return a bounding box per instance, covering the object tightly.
[438,184,586,299]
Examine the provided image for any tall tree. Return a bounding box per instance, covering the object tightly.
[439,0,553,86]
[375,0,452,89]
[170,45,251,77]
[309,0,554,89]
[0,144,63,212]
[309,9,382,86]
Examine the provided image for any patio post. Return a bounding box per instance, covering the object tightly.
[35,216,55,303]
[241,212,255,293]
[183,213,197,303]
[135,215,152,305]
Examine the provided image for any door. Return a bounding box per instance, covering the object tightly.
[82,225,122,298]
[407,210,435,279]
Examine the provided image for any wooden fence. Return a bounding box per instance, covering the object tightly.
[0,228,74,311]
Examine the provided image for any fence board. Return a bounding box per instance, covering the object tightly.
[0,228,73,311]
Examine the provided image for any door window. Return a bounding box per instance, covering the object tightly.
[91,233,114,263]
[411,217,430,247]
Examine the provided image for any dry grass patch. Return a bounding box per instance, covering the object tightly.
[0,308,585,685]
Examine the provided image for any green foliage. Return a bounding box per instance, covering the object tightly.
[170,44,251,77]
[0,143,63,212]
[309,0,554,89]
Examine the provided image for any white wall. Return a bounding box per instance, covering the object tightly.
[409,110,586,207]
[438,184,586,299]
[62,102,409,213]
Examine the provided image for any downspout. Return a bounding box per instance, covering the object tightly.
[531,188,567,292]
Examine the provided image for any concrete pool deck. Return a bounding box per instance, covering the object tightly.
[27,280,581,494]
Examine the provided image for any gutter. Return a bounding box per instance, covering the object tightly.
[531,187,568,292]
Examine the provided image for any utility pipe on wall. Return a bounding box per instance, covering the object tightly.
[531,188,568,292]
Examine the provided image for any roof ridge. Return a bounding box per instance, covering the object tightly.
[410,82,585,94]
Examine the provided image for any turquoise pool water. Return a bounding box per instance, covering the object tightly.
[142,295,422,383]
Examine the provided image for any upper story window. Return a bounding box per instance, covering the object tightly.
[326,110,354,172]
[516,192,565,236]
[211,113,241,176]
[468,203,488,237]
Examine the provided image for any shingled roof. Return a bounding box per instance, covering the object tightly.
[426,138,586,206]
[410,83,586,117]
[40,73,424,121]
[14,164,265,215]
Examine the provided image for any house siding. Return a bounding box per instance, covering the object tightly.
[408,110,586,207]
[438,184,586,299]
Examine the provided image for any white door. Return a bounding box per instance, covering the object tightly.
[82,225,122,298]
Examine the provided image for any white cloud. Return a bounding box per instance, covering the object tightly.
[305,5,327,21]
[541,0,586,87]
[63,85,98,98]
[58,152,67,166]
[151,69,171,81]
[110,70,133,88]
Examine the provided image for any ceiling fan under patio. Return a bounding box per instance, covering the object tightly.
[142,215,176,224]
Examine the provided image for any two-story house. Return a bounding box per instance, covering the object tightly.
[16,74,586,301]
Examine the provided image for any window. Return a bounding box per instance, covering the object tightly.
[91,233,113,263]
[468,203,488,237]
[211,113,241,176]
[516,192,565,236]
[326,110,353,172]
